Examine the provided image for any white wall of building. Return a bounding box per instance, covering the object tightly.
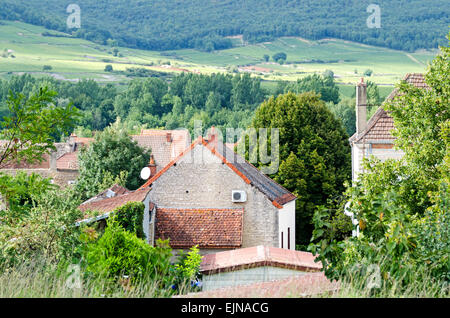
[278,200,296,250]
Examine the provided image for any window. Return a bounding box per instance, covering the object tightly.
[288,227,291,250]
[281,231,284,249]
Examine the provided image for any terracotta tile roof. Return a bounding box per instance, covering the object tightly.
[78,187,150,215]
[140,134,296,208]
[155,208,244,249]
[200,245,322,275]
[181,272,339,298]
[0,152,51,169]
[131,129,191,172]
[350,73,428,144]
[56,151,79,170]
[69,134,94,146]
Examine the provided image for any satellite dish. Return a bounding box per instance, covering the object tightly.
[140,167,151,180]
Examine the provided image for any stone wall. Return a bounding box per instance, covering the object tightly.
[0,168,79,187]
[148,144,280,249]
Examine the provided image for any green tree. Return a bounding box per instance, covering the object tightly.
[284,74,340,104]
[0,87,79,168]
[251,92,351,246]
[272,52,287,63]
[104,64,113,72]
[310,35,450,284]
[76,121,151,200]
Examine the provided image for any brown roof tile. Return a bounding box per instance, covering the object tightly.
[155,208,244,249]
[350,73,428,144]
[56,151,79,170]
[200,245,322,275]
[78,187,150,215]
[131,129,191,171]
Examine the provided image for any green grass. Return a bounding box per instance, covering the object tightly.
[0,257,191,298]
[0,20,437,86]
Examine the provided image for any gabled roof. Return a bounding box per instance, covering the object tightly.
[350,73,428,144]
[200,245,322,275]
[155,208,244,249]
[131,129,191,171]
[56,151,79,170]
[139,134,296,208]
[78,187,150,215]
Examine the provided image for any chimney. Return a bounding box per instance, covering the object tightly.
[166,132,172,143]
[50,151,57,172]
[356,78,367,134]
[148,155,157,177]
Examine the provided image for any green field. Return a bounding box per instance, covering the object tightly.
[0,20,438,87]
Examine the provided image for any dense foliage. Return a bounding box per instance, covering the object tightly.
[250,92,351,247]
[309,37,450,291]
[84,217,172,285]
[114,202,145,239]
[0,73,268,135]
[1,0,448,52]
[0,87,79,165]
[76,122,150,199]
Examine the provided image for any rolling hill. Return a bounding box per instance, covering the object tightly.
[1,0,449,52]
[0,20,437,88]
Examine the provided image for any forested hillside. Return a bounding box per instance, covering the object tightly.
[1,0,448,52]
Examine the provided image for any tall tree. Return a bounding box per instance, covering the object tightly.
[76,121,151,200]
[250,92,351,246]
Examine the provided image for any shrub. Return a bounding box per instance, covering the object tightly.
[84,217,172,284]
[104,64,113,72]
[173,245,203,292]
[114,201,145,239]
[0,187,83,266]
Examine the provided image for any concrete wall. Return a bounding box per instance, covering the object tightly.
[148,144,280,248]
[202,266,308,291]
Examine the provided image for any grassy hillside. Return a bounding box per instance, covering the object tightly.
[0,21,436,87]
[1,0,449,52]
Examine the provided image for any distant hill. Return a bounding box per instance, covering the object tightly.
[0,0,449,52]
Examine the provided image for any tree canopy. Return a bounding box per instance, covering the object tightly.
[1,0,448,52]
[250,92,351,247]
[310,35,450,286]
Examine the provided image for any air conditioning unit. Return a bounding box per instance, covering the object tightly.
[232,190,247,203]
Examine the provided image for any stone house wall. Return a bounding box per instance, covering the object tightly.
[148,144,280,249]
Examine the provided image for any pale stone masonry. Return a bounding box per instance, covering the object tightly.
[148,143,281,249]
[142,133,297,253]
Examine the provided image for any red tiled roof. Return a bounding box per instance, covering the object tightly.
[0,150,51,169]
[200,245,322,275]
[69,136,94,146]
[56,151,79,170]
[78,187,150,215]
[131,129,191,171]
[350,73,428,144]
[140,134,296,208]
[155,208,244,249]
[182,272,339,298]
